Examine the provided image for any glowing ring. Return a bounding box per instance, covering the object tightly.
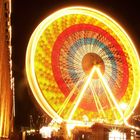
[26,7,140,123]
[52,24,129,111]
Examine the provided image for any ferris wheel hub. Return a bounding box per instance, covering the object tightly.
[82,53,105,78]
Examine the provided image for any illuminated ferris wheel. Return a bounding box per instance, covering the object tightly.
[26,7,140,124]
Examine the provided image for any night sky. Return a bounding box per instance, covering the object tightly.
[12,0,140,130]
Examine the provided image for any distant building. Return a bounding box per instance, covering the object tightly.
[0,0,13,139]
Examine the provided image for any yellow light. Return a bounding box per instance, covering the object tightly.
[66,124,75,137]
[120,102,128,111]
[68,66,97,120]
[39,126,53,138]
[57,76,84,116]
[90,84,106,118]
[109,129,126,140]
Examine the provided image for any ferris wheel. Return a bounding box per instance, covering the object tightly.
[26,7,140,124]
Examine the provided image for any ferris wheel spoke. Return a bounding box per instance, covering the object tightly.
[67,67,97,120]
[60,61,81,70]
[96,67,125,120]
[78,45,89,57]
[67,63,81,71]
[105,73,121,89]
[61,71,84,84]
[101,54,114,61]
[70,50,82,62]
[61,66,82,72]
[105,68,120,83]
[68,54,81,63]
[68,55,81,66]
[89,83,106,118]
[105,66,124,83]
[75,45,85,57]
[104,62,124,78]
[85,44,90,53]
[79,43,88,56]
[96,80,118,120]
[75,49,82,58]
[92,44,100,53]
[57,76,85,116]
[97,48,106,57]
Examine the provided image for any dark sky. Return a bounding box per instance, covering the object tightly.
[12,0,140,129]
